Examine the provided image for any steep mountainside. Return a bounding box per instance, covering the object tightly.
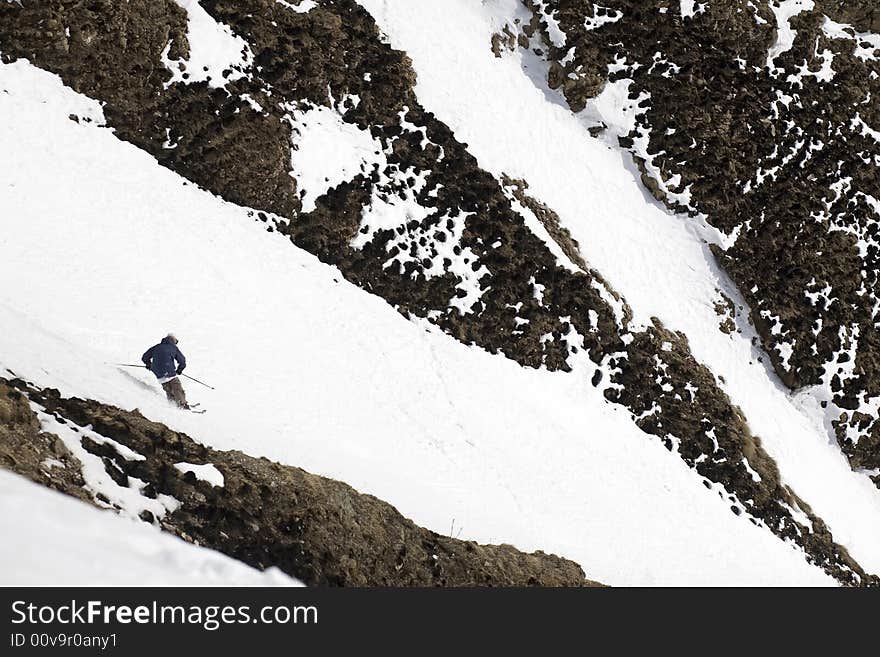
[520,0,880,481]
[1,0,879,585]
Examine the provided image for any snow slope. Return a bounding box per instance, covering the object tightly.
[354,0,880,574]
[0,470,299,586]
[0,58,840,586]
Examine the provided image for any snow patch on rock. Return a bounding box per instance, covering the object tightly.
[174,462,225,487]
[286,104,385,213]
[277,0,318,13]
[162,0,253,89]
[29,401,180,521]
[766,0,816,72]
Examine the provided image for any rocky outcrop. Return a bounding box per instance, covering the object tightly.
[520,0,880,485]
[0,0,875,583]
[2,0,300,217]
[0,376,594,586]
[0,374,90,504]
[823,1,880,33]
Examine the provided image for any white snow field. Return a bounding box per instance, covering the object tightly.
[0,56,844,587]
[355,0,880,574]
[0,470,299,586]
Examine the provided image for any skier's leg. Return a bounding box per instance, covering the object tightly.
[169,378,189,409]
[161,379,189,408]
[161,381,176,403]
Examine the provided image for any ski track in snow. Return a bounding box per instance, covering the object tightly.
[355,0,880,576]
[0,58,842,585]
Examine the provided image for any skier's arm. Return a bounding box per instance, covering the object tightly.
[141,346,155,368]
[175,347,187,374]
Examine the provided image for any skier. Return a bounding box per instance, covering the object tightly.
[142,333,189,409]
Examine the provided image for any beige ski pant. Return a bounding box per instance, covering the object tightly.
[161,377,188,408]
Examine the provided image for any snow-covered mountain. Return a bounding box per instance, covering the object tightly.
[519,0,880,489]
[1,0,878,586]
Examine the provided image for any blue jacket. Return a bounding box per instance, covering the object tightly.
[142,338,186,379]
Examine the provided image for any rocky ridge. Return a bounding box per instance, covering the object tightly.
[519,0,880,484]
[0,375,593,586]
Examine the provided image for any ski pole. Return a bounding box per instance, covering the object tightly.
[181,373,215,390]
[115,363,148,368]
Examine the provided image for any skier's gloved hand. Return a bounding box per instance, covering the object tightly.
[144,363,151,369]
[176,368,184,375]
